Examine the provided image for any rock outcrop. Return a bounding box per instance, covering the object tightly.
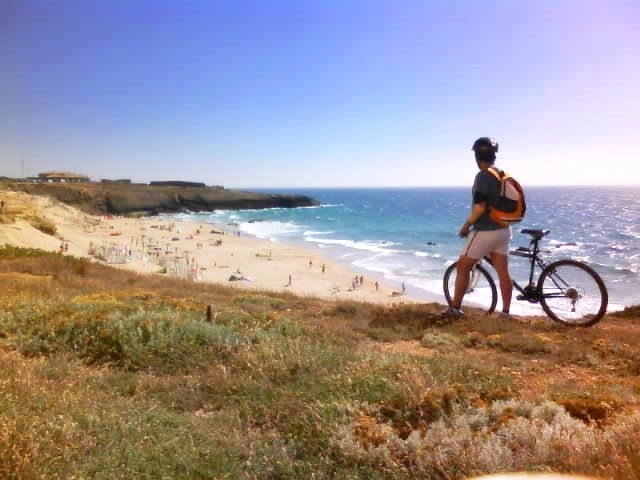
[4,182,317,215]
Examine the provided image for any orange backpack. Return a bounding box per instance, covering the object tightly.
[487,167,526,227]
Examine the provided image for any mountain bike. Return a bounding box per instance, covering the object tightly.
[443,229,608,326]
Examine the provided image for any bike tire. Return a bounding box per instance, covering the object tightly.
[443,262,498,314]
[538,259,608,327]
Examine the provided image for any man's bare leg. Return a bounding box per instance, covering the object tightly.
[452,255,478,309]
[489,251,512,313]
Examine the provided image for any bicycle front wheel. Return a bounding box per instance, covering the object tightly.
[538,259,608,326]
[443,262,497,314]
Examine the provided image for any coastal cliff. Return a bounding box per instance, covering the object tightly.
[3,182,317,215]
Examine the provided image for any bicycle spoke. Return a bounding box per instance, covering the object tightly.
[539,261,607,326]
[444,263,497,313]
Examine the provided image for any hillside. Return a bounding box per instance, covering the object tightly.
[3,181,317,215]
[0,246,639,479]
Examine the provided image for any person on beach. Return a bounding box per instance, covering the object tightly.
[442,137,512,319]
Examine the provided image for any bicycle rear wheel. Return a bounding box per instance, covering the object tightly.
[538,259,608,326]
[443,262,497,314]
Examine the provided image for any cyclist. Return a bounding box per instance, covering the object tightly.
[442,137,512,319]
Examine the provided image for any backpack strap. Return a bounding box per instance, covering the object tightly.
[487,167,510,181]
[487,167,508,195]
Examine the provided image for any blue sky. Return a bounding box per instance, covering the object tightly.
[2,1,639,187]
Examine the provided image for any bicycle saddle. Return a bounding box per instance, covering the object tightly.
[520,229,550,240]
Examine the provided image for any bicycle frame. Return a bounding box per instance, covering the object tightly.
[515,238,547,297]
[481,236,555,303]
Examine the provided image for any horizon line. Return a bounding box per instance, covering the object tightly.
[233,184,640,190]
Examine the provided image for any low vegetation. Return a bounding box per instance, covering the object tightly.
[0,246,639,479]
[28,215,57,235]
[0,193,56,235]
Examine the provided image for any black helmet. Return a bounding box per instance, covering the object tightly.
[472,137,499,154]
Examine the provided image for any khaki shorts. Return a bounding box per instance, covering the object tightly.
[461,228,511,260]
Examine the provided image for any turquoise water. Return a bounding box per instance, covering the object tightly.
[169,187,640,313]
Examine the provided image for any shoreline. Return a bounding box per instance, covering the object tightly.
[167,212,446,305]
[0,192,429,306]
[0,190,628,315]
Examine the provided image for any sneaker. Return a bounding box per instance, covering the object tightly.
[494,311,512,320]
[439,306,464,319]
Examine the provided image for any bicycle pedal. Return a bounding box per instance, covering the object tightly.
[516,294,527,301]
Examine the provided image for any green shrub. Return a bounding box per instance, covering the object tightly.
[74,403,246,479]
[14,308,248,372]
[233,294,285,309]
[330,302,360,316]
[486,332,554,355]
[214,309,261,328]
[366,327,409,342]
[0,244,53,258]
[421,331,462,348]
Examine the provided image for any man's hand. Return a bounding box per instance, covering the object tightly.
[460,203,485,238]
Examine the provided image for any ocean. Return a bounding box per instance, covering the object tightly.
[168,187,640,314]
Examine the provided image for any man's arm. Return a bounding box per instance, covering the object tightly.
[460,171,491,237]
[459,202,487,237]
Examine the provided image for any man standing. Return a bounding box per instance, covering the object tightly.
[443,137,512,318]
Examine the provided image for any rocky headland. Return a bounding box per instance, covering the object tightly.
[3,181,317,215]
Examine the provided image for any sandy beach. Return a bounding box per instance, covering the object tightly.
[0,191,419,305]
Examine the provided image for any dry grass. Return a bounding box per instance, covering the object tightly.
[28,215,57,235]
[0,191,57,235]
[334,399,640,479]
[0,247,639,479]
[611,305,640,319]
